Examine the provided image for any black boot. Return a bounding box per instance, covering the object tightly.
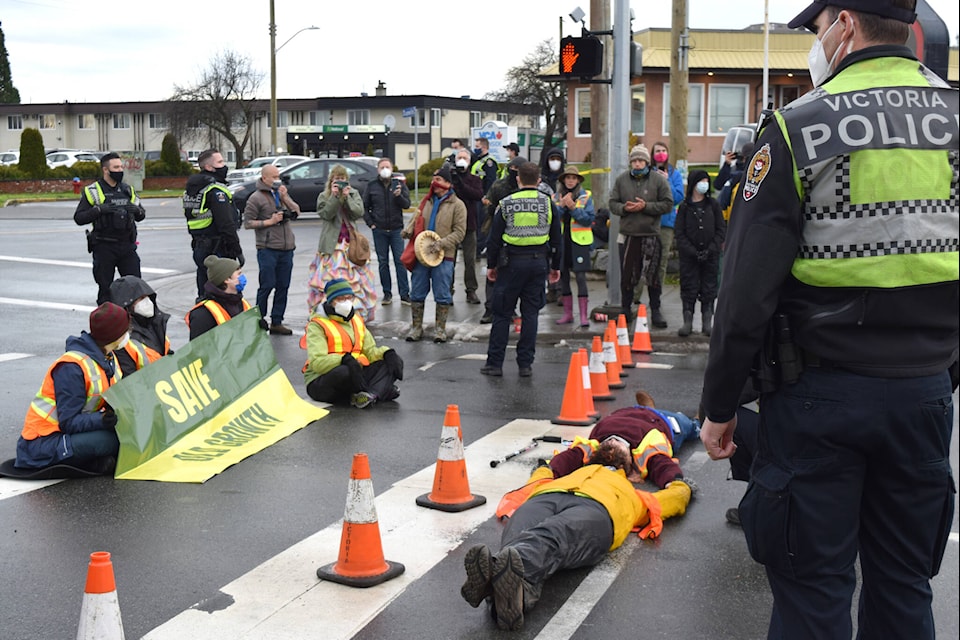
[649,286,667,328]
[678,310,694,337]
[701,301,714,336]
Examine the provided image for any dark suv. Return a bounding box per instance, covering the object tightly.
[228,158,378,213]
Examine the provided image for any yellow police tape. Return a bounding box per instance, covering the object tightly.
[579,167,612,175]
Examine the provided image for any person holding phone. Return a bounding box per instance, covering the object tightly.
[363,157,411,307]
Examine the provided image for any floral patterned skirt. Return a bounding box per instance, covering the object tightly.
[307,241,378,321]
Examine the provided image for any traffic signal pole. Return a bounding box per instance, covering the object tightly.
[604,0,631,312]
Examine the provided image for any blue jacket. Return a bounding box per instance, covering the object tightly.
[656,163,684,229]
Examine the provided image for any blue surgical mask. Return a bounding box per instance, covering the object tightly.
[473,147,482,156]
[236,274,247,293]
[696,181,709,194]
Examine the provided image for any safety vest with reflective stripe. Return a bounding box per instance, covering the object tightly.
[84,182,139,207]
[183,183,232,231]
[21,351,121,440]
[500,189,552,246]
[776,56,959,289]
[302,315,369,372]
[184,299,251,328]
[556,189,594,246]
[123,339,162,371]
[471,154,493,177]
[632,428,673,481]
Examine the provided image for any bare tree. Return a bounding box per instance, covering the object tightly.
[485,39,566,149]
[167,50,264,165]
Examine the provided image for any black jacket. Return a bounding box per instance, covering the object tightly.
[188,281,247,341]
[675,171,725,257]
[73,178,145,243]
[109,275,172,375]
[184,173,244,261]
[362,177,410,231]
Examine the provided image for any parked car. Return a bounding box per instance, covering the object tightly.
[46,150,99,168]
[228,158,378,213]
[226,155,310,184]
[144,150,189,162]
[0,151,19,165]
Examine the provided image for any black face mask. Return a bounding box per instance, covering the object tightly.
[212,166,229,183]
[108,170,124,184]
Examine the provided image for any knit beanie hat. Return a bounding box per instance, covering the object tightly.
[324,278,354,302]
[629,144,650,163]
[204,255,240,287]
[89,302,130,345]
[434,165,453,183]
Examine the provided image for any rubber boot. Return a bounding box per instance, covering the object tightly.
[406,302,424,342]
[434,304,450,343]
[678,309,694,337]
[556,295,573,325]
[649,286,667,328]
[701,301,714,337]
[578,296,590,328]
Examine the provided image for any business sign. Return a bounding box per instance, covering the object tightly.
[469,121,518,164]
[402,106,417,118]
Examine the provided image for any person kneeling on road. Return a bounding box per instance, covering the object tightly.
[461,437,693,631]
[14,302,131,475]
[303,278,404,409]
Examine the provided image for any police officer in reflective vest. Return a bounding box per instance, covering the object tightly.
[183,148,244,301]
[481,162,561,377]
[700,2,959,638]
[73,152,145,305]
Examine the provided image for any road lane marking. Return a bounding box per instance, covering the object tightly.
[0,478,64,499]
[0,255,176,275]
[632,362,674,369]
[0,353,32,362]
[0,297,96,313]
[142,419,549,640]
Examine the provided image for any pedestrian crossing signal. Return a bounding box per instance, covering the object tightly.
[559,36,603,78]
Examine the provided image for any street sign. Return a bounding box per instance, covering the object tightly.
[402,106,416,118]
[559,36,604,77]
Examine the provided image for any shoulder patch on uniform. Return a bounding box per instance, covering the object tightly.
[485,158,495,167]
[213,191,227,202]
[741,143,771,202]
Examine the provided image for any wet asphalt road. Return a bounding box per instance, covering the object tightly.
[0,200,956,640]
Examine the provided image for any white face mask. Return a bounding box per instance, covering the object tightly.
[379,167,392,179]
[333,300,354,317]
[133,298,154,318]
[548,159,562,172]
[455,158,470,169]
[807,17,844,87]
[106,332,130,353]
[696,181,709,194]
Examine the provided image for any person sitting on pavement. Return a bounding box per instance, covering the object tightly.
[186,256,251,340]
[461,437,693,631]
[14,302,130,475]
[303,278,404,409]
[109,275,173,376]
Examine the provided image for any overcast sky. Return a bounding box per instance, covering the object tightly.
[3,0,958,105]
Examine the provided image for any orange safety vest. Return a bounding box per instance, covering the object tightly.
[21,351,121,440]
[633,428,674,481]
[122,338,163,371]
[184,299,251,328]
[301,315,369,372]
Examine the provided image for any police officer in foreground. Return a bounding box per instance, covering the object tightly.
[73,152,145,304]
[481,162,561,378]
[700,2,958,639]
[183,148,244,301]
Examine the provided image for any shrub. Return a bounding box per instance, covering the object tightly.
[418,156,446,182]
[145,159,194,177]
[160,134,181,167]
[49,162,100,180]
[0,164,27,180]
[19,128,47,177]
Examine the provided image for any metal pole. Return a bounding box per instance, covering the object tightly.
[269,0,277,155]
[414,110,419,196]
[607,0,631,309]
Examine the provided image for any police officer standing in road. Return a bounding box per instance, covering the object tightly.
[74,152,145,305]
[481,162,561,377]
[472,136,499,261]
[183,148,244,301]
[700,2,958,639]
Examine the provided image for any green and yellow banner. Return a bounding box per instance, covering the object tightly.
[104,309,327,482]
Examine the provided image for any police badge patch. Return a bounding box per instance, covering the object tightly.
[741,143,771,202]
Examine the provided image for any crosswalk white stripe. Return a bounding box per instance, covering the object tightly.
[0,255,176,274]
[0,478,64,499]
[0,297,96,313]
[0,353,32,362]
[143,418,550,640]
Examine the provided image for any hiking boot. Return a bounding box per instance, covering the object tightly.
[269,323,293,336]
[350,391,377,409]
[480,365,503,377]
[491,547,525,631]
[518,366,532,378]
[466,290,481,304]
[461,544,493,608]
[650,307,668,328]
[479,313,493,324]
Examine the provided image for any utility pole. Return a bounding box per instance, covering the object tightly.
[669,0,689,178]
[590,0,611,211]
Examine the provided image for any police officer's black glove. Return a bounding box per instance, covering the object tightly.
[696,250,708,263]
[124,203,141,216]
[101,409,118,429]
[382,349,404,381]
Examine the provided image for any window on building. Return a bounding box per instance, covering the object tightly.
[147,113,167,129]
[411,109,427,128]
[348,110,370,126]
[497,113,508,122]
[77,114,96,130]
[576,88,591,136]
[267,111,288,128]
[39,114,56,130]
[224,150,236,165]
[7,115,23,130]
[113,114,131,130]
[778,85,800,109]
[310,111,332,126]
[430,108,441,128]
[630,85,646,135]
[470,111,482,128]
[708,84,749,134]
[663,83,704,135]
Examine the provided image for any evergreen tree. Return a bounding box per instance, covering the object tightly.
[0,22,21,104]
[19,128,46,176]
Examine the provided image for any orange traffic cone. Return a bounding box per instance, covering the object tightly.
[578,347,600,419]
[76,552,124,640]
[552,351,596,425]
[603,324,626,389]
[416,405,487,512]
[589,336,614,401]
[631,303,654,353]
[317,453,405,587]
[606,319,628,377]
[616,314,635,369]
